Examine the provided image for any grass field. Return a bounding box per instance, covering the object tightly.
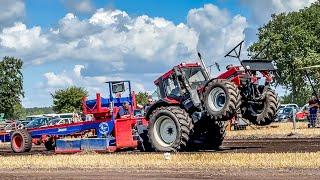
[226,122,320,139]
[1,152,320,169]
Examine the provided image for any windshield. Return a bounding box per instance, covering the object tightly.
[26,118,47,127]
[183,67,206,89]
[283,108,292,114]
[48,118,61,125]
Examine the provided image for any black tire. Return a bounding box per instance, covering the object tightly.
[148,106,193,152]
[205,121,226,149]
[44,137,56,151]
[186,120,225,151]
[203,79,241,121]
[11,129,32,153]
[243,89,279,126]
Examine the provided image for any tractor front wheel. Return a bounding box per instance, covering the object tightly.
[148,106,193,152]
[11,129,32,153]
[203,79,241,121]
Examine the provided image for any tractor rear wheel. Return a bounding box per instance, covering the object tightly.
[11,129,32,153]
[148,106,193,152]
[203,79,241,121]
[242,88,279,126]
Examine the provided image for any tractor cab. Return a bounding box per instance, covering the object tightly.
[154,63,208,101]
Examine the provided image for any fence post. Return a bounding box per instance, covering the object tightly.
[292,107,296,132]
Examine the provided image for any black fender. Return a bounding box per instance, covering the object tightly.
[145,98,180,120]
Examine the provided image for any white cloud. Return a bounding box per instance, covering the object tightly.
[0,22,48,50]
[1,9,199,74]
[241,0,317,24]
[0,4,249,106]
[0,0,25,28]
[187,4,248,67]
[63,0,95,14]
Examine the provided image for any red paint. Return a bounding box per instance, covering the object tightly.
[154,63,202,85]
[217,66,242,80]
[97,93,101,113]
[114,117,138,149]
[296,111,308,120]
[164,97,180,104]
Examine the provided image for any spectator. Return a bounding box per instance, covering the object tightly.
[117,101,130,118]
[308,96,319,128]
[144,98,154,114]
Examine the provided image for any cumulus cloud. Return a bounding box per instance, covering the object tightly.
[0,23,48,50]
[241,0,317,24]
[0,4,250,106]
[187,4,248,68]
[63,0,95,14]
[0,8,199,74]
[0,0,25,28]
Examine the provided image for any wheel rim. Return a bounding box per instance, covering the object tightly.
[13,134,23,150]
[154,116,177,146]
[208,87,226,112]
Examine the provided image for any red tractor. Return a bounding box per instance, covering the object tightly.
[145,41,279,151]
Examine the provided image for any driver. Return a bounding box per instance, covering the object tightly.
[117,101,130,118]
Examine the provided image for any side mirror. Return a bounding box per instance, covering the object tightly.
[112,82,125,94]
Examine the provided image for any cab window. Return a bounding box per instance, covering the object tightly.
[163,76,180,97]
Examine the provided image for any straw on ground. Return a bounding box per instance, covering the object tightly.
[226,122,320,139]
[1,152,320,169]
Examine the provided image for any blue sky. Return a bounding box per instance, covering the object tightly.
[0,0,315,107]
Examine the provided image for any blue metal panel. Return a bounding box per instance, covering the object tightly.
[56,139,81,151]
[86,97,132,109]
[0,133,11,143]
[80,138,108,150]
[29,120,115,138]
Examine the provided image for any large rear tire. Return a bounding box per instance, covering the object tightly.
[11,129,32,153]
[148,106,193,152]
[203,79,241,121]
[242,89,279,126]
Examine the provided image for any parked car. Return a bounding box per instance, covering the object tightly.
[276,107,294,122]
[48,118,72,126]
[283,104,300,111]
[25,116,53,129]
[295,104,309,121]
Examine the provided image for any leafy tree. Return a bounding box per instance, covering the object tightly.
[0,57,24,119]
[25,107,54,116]
[136,92,149,105]
[12,103,26,120]
[249,2,320,103]
[52,86,88,113]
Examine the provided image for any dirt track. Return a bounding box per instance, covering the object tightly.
[1,138,320,156]
[1,138,320,179]
[1,168,320,180]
